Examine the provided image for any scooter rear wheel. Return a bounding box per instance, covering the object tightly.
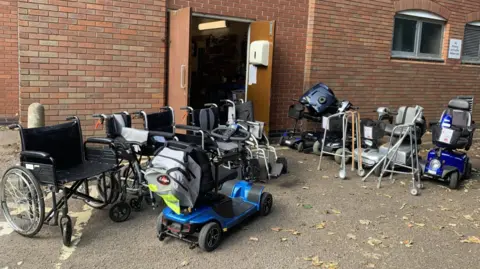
[198,222,222,252]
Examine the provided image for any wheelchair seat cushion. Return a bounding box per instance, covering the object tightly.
[121,127,149,144]
[55,161,115,183]
[216,142,239,152]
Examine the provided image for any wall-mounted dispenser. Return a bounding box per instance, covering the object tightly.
[249,40,270,66]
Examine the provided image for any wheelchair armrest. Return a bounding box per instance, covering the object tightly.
[86,137,115,146]
[176,124,202,131]
[20,151,52,160]
[149,130,176,139]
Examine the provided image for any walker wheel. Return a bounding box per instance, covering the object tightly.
[357,169,366,177]
[109,202,131,222]
[129,197,143,212]
[416,183,424,189]
[60,215,72,247]
[296,142,304,152]
[410,188,419,196]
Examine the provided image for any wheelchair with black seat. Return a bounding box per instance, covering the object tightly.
[1,116,120,246]
[91,111,176,219]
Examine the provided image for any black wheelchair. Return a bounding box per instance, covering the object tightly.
[92,111,176,216]
[1,117,120,246]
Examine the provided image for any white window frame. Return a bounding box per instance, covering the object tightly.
[461,22,480,64]
[391,13,445,61]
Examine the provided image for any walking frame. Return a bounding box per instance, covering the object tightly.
[361,106,424,196]
[317,110,364,179]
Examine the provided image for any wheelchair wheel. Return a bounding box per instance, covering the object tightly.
[109,201,131,222]
[60,215,72,247]
[198,222,222,252]
[129,196,143,212]
[0,166,45,237]
[83,173,120,209]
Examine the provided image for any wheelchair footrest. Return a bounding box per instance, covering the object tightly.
[270,163,283,178]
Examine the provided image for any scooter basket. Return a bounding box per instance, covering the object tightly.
[431,125,464,146]
[361,119,385,140]
[288,104,304,120]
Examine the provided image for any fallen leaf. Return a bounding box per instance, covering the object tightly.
[296,203,301,207]
[449,216,458,219]
[292,231,301,236]
[377,215,387,219]
[324,262,339,269]
[311,256,324,267]
[449,223,457,227]
[298,161,304,164]
[400,181,406,186]
[281,237,288,242]
[400,203,407,210]
[401,240,414,248]
[464,215,475,221]
[432,225,445,230]
[249,237,259,241]
[363,252,382,260]
[383,194,392,199]
[307,169,313,172]
[316,222,326,229]
[271,227,282,232]
[407,223,414,228]
[327,232,335,235]
[454,230,464,237]
[402,216,409,220]
[367,237,382,246]
[284,229,295,232]
[302,186,310,190]
[180,261,190,267]
[440,206,450,211]
[366,263,375,268]
[415,222,425,227]
[360,220,372,225]
[322,175,329,179]
[303,256,313,261]
[361,185,368,189]
[347,233,357,240]
[427,208,434,212]
[303,204,313,209]
[17,262,23,266]
[332,209,341,215]
[460,236,480,244]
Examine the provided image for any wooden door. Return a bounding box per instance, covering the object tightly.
[167,8,191,129]
[246,21,275,134]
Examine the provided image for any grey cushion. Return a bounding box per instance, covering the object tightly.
[448,99,470,111]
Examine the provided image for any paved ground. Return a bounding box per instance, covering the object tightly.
[1,130,480,269]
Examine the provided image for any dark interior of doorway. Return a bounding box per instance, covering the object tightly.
[188,17,249,120]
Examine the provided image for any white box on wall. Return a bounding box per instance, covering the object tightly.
[249,40,270,66]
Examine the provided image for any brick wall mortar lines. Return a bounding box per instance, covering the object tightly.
[304,0,480,128]
[0,0,19,122]
[18,0,167,135]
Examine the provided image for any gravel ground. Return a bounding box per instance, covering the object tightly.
[0,130,479,269]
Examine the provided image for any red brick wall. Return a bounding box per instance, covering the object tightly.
[305,0,480,124]
[168,0,309,132]
[18,0,167,135]
[0,0,19,123]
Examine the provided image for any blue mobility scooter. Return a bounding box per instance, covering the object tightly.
[422,98,475,189]
[145,125,272,251]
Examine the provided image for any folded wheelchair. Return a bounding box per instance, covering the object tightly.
[92,111,176,218]
[1,117,119,246]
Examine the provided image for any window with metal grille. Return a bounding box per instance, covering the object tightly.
[462,23,480,63]
[391,11,446,61]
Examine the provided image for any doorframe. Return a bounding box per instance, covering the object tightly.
[167,10,255,104]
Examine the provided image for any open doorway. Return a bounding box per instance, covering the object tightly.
[188,17,250,111]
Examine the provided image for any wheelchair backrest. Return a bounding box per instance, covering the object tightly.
[236,101,255,121]
[195,108,219,131]
[106,113,131,138]
[21,121,84,170]
[442,99,472,128]
[146,110,174,133]
[395,106,425,125]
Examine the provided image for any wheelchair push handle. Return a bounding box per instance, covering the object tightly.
[66,116,78,121]
[8,124,20,130]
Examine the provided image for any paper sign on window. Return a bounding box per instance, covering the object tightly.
[364,126,373,139]
[439,128,454,144]
[322,116,329,130]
